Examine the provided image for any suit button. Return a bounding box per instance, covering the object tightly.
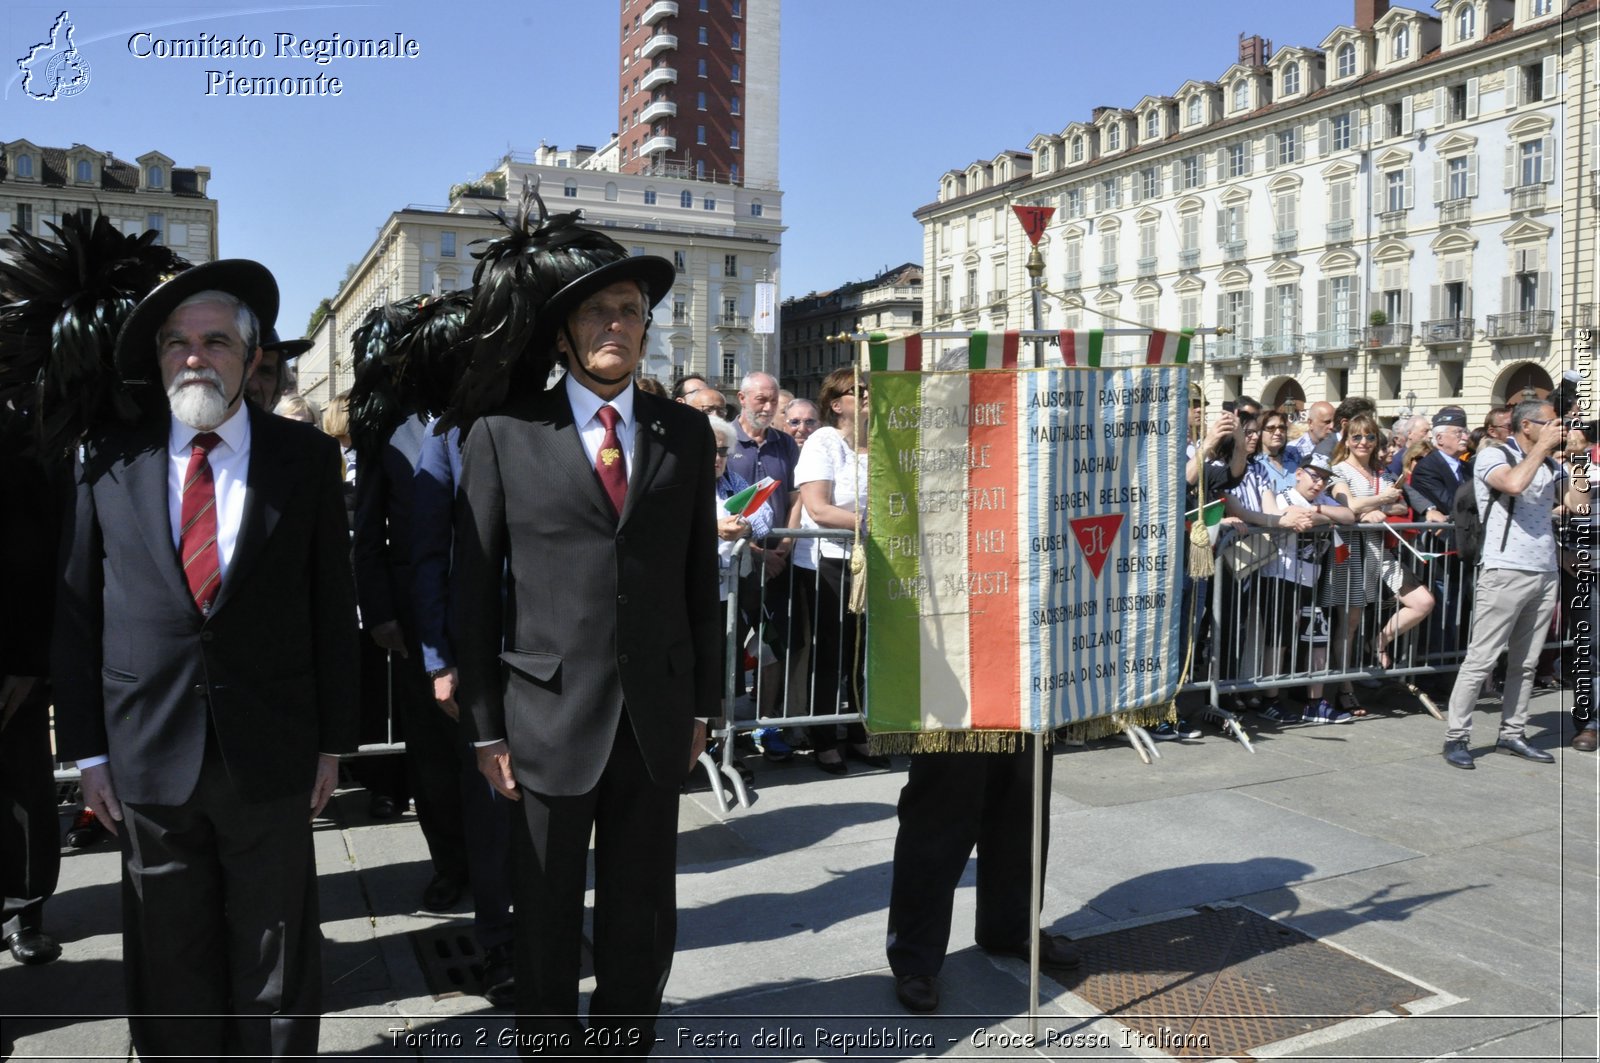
[193,683,206,695]
[617,594,628,605]
[616,533,626,545]
[200,630,214,643]
[618,654,629,666]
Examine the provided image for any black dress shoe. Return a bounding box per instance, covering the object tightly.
[1442,739,1475,769]
[421,873,465,911]
[814,753,848,776]
[982,932,1082,970]
[894,974,939,1013]
[6,929,61,966]
[368,794,399,819]
[844,744,891,769]
[1497,736,1555,763]
[481,943,515,1008]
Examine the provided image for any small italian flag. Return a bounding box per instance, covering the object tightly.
[1145,328,1194,365]
[868,332,923,372]
[1057,329,1105,367]
[723,476,779,517]
[1185,498,1226,545]
[966,330,1021,369]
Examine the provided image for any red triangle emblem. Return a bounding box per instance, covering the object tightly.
[1069,514,1124,579]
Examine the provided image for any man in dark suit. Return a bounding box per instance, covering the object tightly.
[454,235,720,1054]
[1409,406,1472,518]
[52,260,360,1059]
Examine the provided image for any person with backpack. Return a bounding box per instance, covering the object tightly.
[1442,399,1585,769]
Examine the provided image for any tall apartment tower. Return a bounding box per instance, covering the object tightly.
[616,0,779,189]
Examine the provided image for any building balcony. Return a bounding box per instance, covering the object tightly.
[1486,310,1554,340]
[671,310,690,325]
[1060,271,1081,292]
[1221,240,1246,264]
[1364,323,1412,350]
[1510,185,1546,213]
[1325,219,1353,245]
[986,289,1007,307]
[1178,248,1200,270]
[1438,199,1472,226]
[959,295,977,311]
[641,33,678,59]
[640,65,678,91]
[1098,265,1118,285]
[1420,318,1474,345]
[639,99,677,123]
[641,0,678,26]
[639,134,677,156]
[1305,327,1359,353]
[715,315,751,330]
[935,299,952,316]
[1136,257,1157,280]
[1212,336,1252,362]
[1258,334,1302,360]
[1272,230,1298,255]
[1377,210,1407,236]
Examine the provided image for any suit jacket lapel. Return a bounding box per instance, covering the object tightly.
[211,407,301,615]
[126,431,194,606]
[534,388,618,523]
[620,396,667,528]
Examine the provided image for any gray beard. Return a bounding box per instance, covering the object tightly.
[168,375,229,431]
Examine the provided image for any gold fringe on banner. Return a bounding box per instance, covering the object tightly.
[868,729,1047,757]
[1061,702,1175,742]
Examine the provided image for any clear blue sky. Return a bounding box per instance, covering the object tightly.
[4,0,1365,336]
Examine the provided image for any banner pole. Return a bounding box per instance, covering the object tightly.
[1029,731,1043,1038]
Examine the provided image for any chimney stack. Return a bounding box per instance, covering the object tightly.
[1355,0,1391,31]
[1238,33,1272,68]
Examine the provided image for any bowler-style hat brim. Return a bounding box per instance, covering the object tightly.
[537,255,676,353]
[261,326,312,358]
[113,259,279,380]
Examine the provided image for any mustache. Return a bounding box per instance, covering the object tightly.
[168,368,224,393]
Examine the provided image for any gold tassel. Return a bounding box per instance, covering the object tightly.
[848,549,867,614]
[1188,515,1215,578]
[868,729,1051,756]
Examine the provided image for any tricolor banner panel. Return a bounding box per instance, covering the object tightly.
[866,366,1186,743]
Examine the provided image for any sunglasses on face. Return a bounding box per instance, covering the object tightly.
[713,447,728,457]
[787,417,819,427]
[1263,424,1286,432]
[1348,433,1377,443]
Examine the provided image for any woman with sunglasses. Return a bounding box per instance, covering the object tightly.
[1325,413,1436,715]
[1221,409,1304,717]
[794,367,883,774]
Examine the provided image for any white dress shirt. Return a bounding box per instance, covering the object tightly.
[167,404,251,577]
[565,372,635,479]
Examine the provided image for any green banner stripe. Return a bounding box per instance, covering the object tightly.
[865,371,926,733]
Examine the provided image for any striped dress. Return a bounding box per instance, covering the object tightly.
[1320,459,1405,606]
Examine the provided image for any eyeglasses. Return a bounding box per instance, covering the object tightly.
[787,417,819,427]
[1303,470,1331,482]
[713,447,728,457]
[1245,428,1261,436]
[1525,418,1554,426]
[1348,433,1378,443]
[1263,424,1286,432]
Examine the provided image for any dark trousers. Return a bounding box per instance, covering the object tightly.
[886,741,1052,978]
[460,738,514,950]
[1,681,60,938]
[801,558,867,753]
[512,718,679,1059]
[119,743,322,1061]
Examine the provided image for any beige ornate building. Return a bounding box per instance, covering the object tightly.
[296,143,783,406]
[0,140,218,265]
[915,0,1595,422]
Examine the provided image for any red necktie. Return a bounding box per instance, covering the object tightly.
[594,405,627,517]
[180,431,223,614]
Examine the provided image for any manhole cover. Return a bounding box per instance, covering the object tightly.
[1066,906,1433,1060]
[409,926,594,1001]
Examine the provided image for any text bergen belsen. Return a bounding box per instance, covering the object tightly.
[126,31,422,96]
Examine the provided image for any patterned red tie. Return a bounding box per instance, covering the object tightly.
[594,405,627,517]
[180,431,223,614]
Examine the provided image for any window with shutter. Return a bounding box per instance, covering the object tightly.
[1506,63,1521,108]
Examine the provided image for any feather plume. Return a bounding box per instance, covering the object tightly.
[0,212,189,459]
[346,298,416,461]
[442,179,631,433]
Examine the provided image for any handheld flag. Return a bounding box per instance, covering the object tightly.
[723,476,778,517]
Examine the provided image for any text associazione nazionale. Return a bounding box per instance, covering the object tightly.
[126,31,422,96]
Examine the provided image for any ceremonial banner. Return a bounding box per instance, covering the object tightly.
[866,366,1186,747]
